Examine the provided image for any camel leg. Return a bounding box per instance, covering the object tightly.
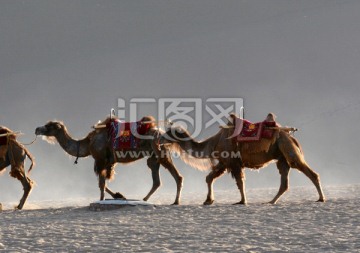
[10,165,33,210]
[296,163,325,202]
[18,175,33,210]
[95,161,125,200]
[269,158,290,204]
[159,154,183,205]
[105,187,126,199]
[143,156,161,202]
[278,133,325,202]
[98,174,106,201]
[94,161,106,200]
[233,169,247,205]
[104,163,125,199]
[204,163,226,205]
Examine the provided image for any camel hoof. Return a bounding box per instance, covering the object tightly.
[114,192,126,200]
[203,199,214,205]
[267,200,277,204]
[171,202,180,205]
[316,198,325,203]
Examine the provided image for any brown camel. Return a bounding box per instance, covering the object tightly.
[35,116,207,204]
[0,126,34,209]
[163,114,325,205]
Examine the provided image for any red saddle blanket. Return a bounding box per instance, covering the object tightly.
[237,120,277,142]
[107,120,152,150]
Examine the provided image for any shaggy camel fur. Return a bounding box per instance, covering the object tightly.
[35,116,208,204]
[164,114,325,205]
[0,126,34,209]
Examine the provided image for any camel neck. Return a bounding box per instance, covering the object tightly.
[55,128,91,157]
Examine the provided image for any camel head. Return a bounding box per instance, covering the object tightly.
[162,124,213,172]
[35,121,65,144]
[163,124,194,142]
[163,115,237,143]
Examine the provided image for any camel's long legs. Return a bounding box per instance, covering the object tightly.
[269,157,290,204]
[276,132,325,202]
[95,161,125,200]
[10,165,33,210]
[94,160,107,201]
[2,146,34,210]
[98,174,106,201]
[18,176,33,210]
[233,169,247,205]
[297,163,325,202]
[204,162,227,205]
[159,152,183,205]
[104,163,126,199]
[143,156,161,202]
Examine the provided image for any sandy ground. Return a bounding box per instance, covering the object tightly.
[0,184,359,252]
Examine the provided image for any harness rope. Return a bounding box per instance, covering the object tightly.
[0,132,38,146]
[20,135,38,146]
[74,142,80,164]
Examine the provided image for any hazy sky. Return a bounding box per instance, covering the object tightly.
[1,0,359,203]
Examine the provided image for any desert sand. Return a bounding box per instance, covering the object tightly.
[0,184,359,252]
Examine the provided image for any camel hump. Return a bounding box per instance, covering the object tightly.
[0,126,17,145]
[140,115,156,129]
[265,113,276,122]
[277,131,306,167]
[229,112,280,126]
[0,126,13,134]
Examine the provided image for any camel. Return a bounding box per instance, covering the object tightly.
[35,116,208,204]
[0,126,34,209]
[163,113,326,205]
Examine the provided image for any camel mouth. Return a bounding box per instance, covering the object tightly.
[35,127,46,136]
[35,126,57,144]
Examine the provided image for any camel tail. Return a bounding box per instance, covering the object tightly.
[24,147,35,173]
[168,143,212,171]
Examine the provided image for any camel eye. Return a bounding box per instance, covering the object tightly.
[47,123,61,130]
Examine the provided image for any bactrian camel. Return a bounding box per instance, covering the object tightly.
[164,114,325,205]
[35,116,208,204]
[0,126,34,209]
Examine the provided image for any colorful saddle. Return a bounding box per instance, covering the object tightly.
[107,119,152,150]
[237,120,277,142]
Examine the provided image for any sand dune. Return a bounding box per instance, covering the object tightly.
[1,185,359,252]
